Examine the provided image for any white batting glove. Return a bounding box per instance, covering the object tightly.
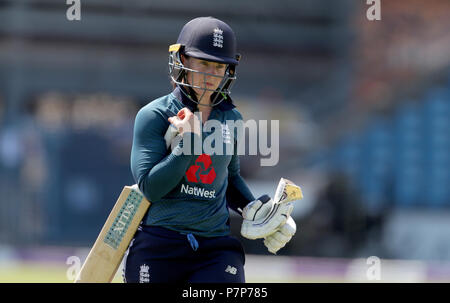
[263,216,296,254]
[240,195,294,240]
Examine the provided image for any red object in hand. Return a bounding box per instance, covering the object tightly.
[177,108,191,120]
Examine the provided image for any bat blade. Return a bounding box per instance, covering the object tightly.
[76,125,176,283]
[75,185,150,283]
[273,178,303,204]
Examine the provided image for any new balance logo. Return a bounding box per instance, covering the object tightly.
[225,265,237,275]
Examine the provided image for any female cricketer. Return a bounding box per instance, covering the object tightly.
[124,16,297,283]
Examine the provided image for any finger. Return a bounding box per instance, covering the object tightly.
[268,211,288,231]
[279,217,296,237]
[279,202,294,218]
[259,200,273,216]
[178,108,192,120]
[181,113,193,124]
[168,116,181,125]
[264,237,284,254]
[269,230,292,244]
[250,215,285,239]
[184,110,193,121]
[266,245,279,254]
[177,108,186,118]
[264,236,284,248]
[243,196,273,221]
[242,200,262,220]
[183,107,193,114]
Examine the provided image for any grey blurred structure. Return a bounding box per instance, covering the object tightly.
[0,0,449,263]
[0,0,352,119]
[0,0,353,245]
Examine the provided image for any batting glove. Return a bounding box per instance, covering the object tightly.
[240,195,294,240]
[263,216,296,254]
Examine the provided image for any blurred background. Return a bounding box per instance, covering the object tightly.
[0,0,449,282]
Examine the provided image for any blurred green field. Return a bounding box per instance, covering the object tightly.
[1,263,71,283]
[4,259,447,283]
[0,262,124,283]
[0,262,344,283]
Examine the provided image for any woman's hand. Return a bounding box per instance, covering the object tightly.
[168,107,201,136]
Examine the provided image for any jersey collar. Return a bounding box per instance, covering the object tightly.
[172,86,236,112]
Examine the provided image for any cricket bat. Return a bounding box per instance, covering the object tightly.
[75,125,178,283]
[74,184,150,283]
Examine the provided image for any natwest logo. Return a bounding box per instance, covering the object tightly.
[185,154,216,184]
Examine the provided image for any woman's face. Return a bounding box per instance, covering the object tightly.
[182,56,227,102]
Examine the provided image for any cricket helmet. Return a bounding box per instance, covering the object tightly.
[168,16,241,106]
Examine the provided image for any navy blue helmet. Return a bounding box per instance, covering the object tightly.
[168,16,241,106]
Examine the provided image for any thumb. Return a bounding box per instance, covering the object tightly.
[258,199,273,218]
[242,200,262,220]
[168,116,180,124]
[279,216,297,237]
[242,195,273,221]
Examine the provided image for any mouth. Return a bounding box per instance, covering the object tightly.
[206,82,214,87]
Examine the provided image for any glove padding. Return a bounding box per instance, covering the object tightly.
[263,216,296,254]
[241,194,294,240]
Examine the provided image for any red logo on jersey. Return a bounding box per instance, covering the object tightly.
[185,154,216,184]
